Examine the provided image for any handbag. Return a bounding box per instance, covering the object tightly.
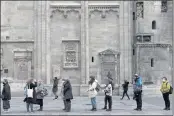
[27,84,33,98]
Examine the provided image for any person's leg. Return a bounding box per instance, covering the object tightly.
[65,99,71,112]
[30,103,34,112]
[134,93,138,110]
[102,95,107,109]
[91,98,94,110]
[26,103,29,112]
[106,96,112,111]
[63,100,66,110]
[93,97,97,110]
[38,99,43,111]
[125,90,130,100]
[163,93,167,109]
[121,90,126,100]
[166,93,170,110]
[138,92,142,110]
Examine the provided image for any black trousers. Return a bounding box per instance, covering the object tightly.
[162,93,170,108]
[104,94,107,108]
[106,95,112,109]
[64,99,71,111]
[36,99,43,107]
[135,91,142,109]
[121,90,130,99]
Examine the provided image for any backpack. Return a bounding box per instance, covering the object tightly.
[166,82,173,94]
[95,82,100,92]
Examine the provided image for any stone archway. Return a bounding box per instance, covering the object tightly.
[99,49,120,84]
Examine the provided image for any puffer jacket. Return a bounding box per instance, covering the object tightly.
[88,80,98,98]
[160,81,170,93]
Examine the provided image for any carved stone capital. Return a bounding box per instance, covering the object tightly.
[50,6,81,19]
[89,5,119,18]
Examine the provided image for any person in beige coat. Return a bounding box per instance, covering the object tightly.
[87,76,98,111]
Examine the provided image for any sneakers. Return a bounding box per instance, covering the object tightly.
[134,108,142,111]
[91,108,97,111]
[102,107,107,110]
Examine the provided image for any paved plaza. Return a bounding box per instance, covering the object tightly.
[1,96,172,115]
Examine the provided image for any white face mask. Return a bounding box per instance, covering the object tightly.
[162,79,166,82]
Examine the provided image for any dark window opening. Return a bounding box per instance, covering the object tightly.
[133,12,135,20]
[152,20,156,29]
[143,36,151,42]
[4,69,8,73]
[92,57,94,62]
[151,58,154,67]
[133,49,135,55]
[6,36,10,40]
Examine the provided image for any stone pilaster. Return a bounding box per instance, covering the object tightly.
[80,1,86,84]
[34,1,51,84]
[119,1,133,84]
[85,1,89,84]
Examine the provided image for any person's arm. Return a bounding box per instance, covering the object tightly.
[63,82,70,94]
[89,82,97,91]
[167,83,171,91]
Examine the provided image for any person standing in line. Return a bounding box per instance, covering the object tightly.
[120,80,130,100]
[52,77,60,100]
[62,77,73,112]
[25,79,37,113]
[104,78,113,111]
[61,79,66,111]
[87,76,98,111]
[1,79,11,113]
[133,74,143,111]
[36,80,45,111]
[160,77,171,110]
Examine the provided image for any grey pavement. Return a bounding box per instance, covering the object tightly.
[1,96,172,115]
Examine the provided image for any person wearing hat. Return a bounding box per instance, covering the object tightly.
[133,74,142,111]
[1,79,11,112]
[87,76,99,111]
[62,77,73,112]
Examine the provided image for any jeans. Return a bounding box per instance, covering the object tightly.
[163,93,170,108]
[64,99,71,112]
[104,94,107,108]
[26,103,33,112]
[91,97,97,109]
[121,90,130,99]
[106,95,112,109]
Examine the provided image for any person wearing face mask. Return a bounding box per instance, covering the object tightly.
[1,79,11,113]
[160,77,171,110]
[133,74,142,111]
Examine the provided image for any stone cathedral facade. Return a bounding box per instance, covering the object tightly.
[1,1,173,95]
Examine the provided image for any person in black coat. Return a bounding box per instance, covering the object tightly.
[120,80,130,100]
[25,79,37,112]
[62,77,73,112]
[52,77,60,100]
[1,79,11,112]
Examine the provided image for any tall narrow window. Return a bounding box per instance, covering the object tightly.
[133,49,135,55]
[151,58,154,67]
[92,57,94,62]
[152,20,156,29]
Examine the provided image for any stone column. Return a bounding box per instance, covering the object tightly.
[34,1,51,84]
[172,0,174,114]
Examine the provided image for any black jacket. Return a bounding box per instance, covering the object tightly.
[2,83,11,100]
[122,82,129,91]
[63,80,73,100]
[26,82,37,104]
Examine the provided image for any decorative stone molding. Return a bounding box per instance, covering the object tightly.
[135,43,172,48]
[1,40,34,43]
[89,5,119,18]
[50,6,81,19]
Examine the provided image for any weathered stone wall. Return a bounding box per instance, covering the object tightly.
[1,43,34,78]
[136,1,173,43]
[50,7,81,84]
[135,1,173,84]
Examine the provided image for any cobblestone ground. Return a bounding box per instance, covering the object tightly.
[1,96,172,115]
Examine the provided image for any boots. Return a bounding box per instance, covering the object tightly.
[37,106,43,111]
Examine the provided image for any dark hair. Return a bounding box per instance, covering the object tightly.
[89,76,95,85]
[162,77,167,80]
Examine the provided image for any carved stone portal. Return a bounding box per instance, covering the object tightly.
[13,51,32,81]
[99,49,120,84]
